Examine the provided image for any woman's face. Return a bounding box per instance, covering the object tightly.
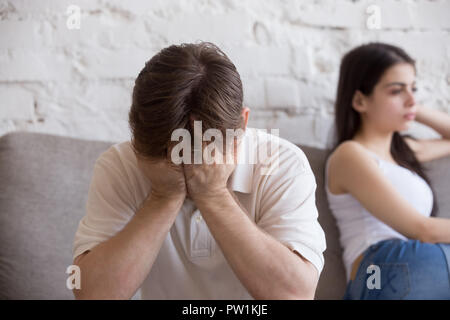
[361,63,417,133]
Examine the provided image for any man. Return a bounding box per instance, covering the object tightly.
[72,42,326,299]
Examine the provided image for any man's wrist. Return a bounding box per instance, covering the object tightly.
[191,187,230,207]
[144,191,186,209]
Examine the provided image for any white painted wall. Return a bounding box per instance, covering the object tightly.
[1,0,449,148]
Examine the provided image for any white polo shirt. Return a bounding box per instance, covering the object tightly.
[72,128,326,299]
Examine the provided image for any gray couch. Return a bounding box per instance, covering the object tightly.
[1,131,449,300]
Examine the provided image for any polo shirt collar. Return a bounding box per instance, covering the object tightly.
[228,128,254,194]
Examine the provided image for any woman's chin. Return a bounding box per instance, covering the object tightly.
[399,122,411,132]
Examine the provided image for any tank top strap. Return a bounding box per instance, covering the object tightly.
[361,149,384,166]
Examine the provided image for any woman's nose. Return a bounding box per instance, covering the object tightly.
[405,88,416,107]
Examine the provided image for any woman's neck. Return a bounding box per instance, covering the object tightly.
[353,125,394,160]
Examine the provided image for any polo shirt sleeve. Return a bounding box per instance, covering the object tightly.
[256,157,326,275]
[72,147,137,261]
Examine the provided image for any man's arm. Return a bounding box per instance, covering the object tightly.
[73,152,187,300]
[73,194,183,300]
[194,189,318,300]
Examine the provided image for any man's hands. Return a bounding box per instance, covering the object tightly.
[136,140,239,204]
[183,141,238,202]
[136,154,187,203]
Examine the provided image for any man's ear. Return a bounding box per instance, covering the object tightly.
[241,107,250,129]
[352,90,368,113]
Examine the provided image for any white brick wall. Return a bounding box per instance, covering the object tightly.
[0,0,449,148]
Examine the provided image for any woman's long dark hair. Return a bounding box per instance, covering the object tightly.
[334,42,437,216]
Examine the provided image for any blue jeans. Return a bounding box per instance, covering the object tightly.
[343,238,450,299]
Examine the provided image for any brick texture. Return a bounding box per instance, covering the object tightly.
[0,0,449,147]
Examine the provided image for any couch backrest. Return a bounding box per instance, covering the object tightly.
[0,132,111,299]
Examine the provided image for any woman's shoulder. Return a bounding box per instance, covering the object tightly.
[327,141,371,194]
[328,140,389,196]
[329,140,370,166]
[328,141,380,181]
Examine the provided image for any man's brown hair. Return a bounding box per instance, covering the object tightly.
[128,42,244,159]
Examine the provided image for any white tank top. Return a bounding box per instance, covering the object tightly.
[325,150,434,281]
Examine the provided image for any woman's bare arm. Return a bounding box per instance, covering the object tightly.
[406,104,450,162]
[329,141,450,244]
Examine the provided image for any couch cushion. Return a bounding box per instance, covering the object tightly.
[0,132,113,299]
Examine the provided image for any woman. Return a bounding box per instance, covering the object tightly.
[326,42,450,299]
